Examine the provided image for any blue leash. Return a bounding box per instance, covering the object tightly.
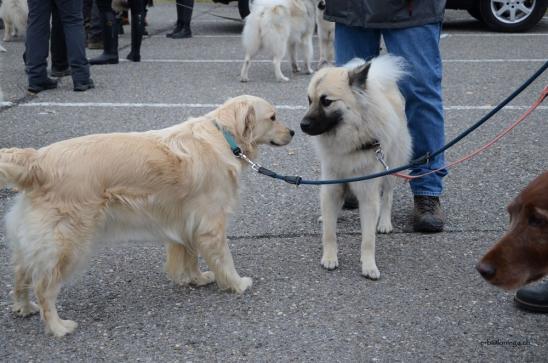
[220,60,548,186]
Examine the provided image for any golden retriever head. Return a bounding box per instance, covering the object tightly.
[476,172,548,290]
[217,95,294,154]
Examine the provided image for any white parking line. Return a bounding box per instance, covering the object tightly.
[442,32,548,37]
[121,58,547,64]
[5,102,545,111]
[152,33,548,38]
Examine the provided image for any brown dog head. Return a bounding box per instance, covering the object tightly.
[476,171,548,289]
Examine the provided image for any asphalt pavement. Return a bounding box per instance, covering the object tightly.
[0,3,547,362]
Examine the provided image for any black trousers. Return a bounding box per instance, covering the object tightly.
[25,0,90,84]
[95,0,146,23]
[176,0,193,28]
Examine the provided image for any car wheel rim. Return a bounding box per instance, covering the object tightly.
[490,0,535,24]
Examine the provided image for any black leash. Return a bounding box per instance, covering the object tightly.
[226,61,548,186]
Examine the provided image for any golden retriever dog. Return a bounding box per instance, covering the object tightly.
[240,0,316,82]
[0,95,294,337]
[0,0,28,42]
[300,55,412,279]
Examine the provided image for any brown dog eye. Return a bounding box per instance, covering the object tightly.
[320,95,332,107]
[528,214,545,227]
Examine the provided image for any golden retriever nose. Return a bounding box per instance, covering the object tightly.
[476,261,496,280]
[289,129,295,137]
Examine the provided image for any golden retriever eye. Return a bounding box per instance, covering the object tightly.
[320,95,332,107]
[270,115,276,121]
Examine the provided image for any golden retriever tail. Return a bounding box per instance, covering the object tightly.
[0,148,37,189]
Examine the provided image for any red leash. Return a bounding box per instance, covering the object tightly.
[395,86,548,181]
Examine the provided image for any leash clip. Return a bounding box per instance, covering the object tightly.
[238,152,262,172]
[375,146,389,171]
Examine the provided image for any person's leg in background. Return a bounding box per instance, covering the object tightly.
[87,0,103,49]
[26,0,57,93]
[50,4,71,77]
[54,0,94,91]
[126,0,145,61]
[334,23,380,66]
[89,0,118,64]
[167,0,193,39]
[382,23,447,232]
[333,22,380,210]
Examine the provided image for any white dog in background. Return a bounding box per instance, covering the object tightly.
[240,0,316,82]
[0,0,28,42]
[316,0,334,68]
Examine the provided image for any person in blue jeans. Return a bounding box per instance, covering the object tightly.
[324,0,447,232]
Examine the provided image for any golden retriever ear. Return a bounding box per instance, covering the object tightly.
[234,102,256,141]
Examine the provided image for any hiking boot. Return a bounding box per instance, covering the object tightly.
[514,280,548,313]
[413,196,444,233]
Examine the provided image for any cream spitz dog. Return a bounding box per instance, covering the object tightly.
[240,0,316,82]
[0,0,28,42]
[300,55,412,279]
[0,95,294,337]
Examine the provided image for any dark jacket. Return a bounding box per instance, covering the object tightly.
[324,0,446,29]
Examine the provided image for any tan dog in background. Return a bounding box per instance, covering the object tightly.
[316,0,334,68]
[0,0,28,42]
[0,95,294,337]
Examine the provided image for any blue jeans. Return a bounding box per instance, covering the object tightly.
[335,23,447,197]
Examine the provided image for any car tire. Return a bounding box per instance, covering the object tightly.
[238,0,250,18]
[479,0,548,32]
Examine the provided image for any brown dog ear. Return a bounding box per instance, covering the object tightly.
[348,62,371,89]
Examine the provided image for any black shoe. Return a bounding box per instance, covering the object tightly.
[413,196,444,233]
[515,281,548,313]
[342,193,359,210]
[166,25,183,38]
[126,51,141,62]
[171,28,192,39]
[51,67,71,78]
[28,78,58,94]
[73,79,95,92]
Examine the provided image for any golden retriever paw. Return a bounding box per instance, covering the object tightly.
[12,301,40,317]
[361,264,380,280]
[277,75,290,82]
[321,252,339,270]
[233,277,253,294]
[47,319,78,337]
[191,271,215,286]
